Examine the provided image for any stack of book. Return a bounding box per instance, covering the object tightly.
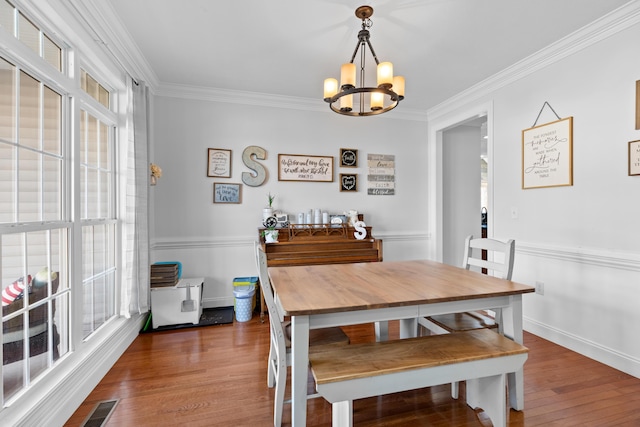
[150,263,179,287]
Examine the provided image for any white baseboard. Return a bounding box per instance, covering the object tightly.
[203,296,235,308]
[524,317,640,378]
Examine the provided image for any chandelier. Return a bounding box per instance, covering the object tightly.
[323,5,405,117]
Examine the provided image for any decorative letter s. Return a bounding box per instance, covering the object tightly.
[242,145,267,187]
[353,221,367,240]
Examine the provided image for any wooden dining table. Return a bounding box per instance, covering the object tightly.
[268,259,535,426]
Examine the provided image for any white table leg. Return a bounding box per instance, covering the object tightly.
[502,295,524,410]
[291,315,310,426]
[399,317,417,339]
[332,401,353,427]
[374,321,389,341]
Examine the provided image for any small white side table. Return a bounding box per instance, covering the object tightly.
[150,277,204,329]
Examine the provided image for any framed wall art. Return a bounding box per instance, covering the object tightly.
[213,183,242,203]
[207,148,231,178]
[278,154,333,182]
[629,140,640,176]
[367,153,395,195]
[340,174,358,192]
[340,148,358,167]
[522,117,573,189]
[636,80,640,130]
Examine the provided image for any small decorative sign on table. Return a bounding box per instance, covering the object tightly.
[522,117,573,189]
[278,154,333,182]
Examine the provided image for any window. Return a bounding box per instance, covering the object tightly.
[0,4,119,407]
[1,1,62,72]
[0,58,70,403]
[79,77,116,338]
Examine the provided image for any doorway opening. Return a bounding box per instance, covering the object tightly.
[441,116,488,266]
[426,101,493,262]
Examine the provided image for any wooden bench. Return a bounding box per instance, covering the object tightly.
[309,329,528,427]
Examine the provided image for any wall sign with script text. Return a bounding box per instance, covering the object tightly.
[278,154,333,182]
[367,153,395,195]
[629,140,640,176]
[213,183,242,203]
[340,148,358,167]
[522,117,573,189]
[340,174,358,192]
[207,148,231,178]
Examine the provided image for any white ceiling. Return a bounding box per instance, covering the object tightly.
[103,0,630,113]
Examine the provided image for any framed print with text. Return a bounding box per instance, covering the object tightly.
[213,183,242,203]
[278,154,333,182]
[340,174,358,192]
[629,140,640,176]
[207,148,231,178]
[340,148,358,167]
[522,117,573,189]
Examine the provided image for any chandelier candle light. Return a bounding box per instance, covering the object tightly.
[323,5,405,116]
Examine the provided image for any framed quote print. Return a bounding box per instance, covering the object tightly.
[213,183,242,203]
[340,148,358,167]
[278,154,333,182]
[340,174,357,192]
[207,148,231,178]
[522,117,573,189]
[629,140,640,176]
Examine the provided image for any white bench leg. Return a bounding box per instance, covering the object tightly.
[332,400,353,427]
[466,374,506,427]
[508,368,524,410]
[450,381,459,399]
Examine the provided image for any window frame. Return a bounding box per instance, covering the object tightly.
[0,1,125,408]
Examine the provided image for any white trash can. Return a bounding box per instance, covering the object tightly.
[233,284,256,322]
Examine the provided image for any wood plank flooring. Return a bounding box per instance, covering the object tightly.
[65,316,640,426]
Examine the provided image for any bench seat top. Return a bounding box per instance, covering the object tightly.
[310,329,528,385]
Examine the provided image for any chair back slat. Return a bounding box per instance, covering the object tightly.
[256,245,287,339]
[462,235,515,280]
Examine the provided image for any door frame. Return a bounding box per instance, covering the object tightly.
[426,101,494,261]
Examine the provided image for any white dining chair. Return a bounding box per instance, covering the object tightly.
[418,234,515,397]
[255,244,349,427]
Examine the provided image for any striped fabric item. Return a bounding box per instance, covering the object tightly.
[2,275,32,306]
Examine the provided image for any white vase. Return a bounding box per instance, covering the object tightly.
[262,207,274,222]
[264,230,279,243]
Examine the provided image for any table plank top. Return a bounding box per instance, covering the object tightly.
[268,259,534,316]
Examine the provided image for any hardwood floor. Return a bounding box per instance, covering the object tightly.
[65,316,640,426]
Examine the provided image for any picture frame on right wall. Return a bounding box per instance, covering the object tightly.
[629,140,640,176]
[521,117,573,189]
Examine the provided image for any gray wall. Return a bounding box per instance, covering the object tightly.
[150,98,429,306]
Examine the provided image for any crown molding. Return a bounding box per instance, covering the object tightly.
[156,82,427,121]
[67,0,160,88]
[427,1,640,120]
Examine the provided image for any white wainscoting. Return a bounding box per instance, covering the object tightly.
[151,232,430,307]
[516,241,640,378]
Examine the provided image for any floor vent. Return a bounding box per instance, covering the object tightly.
[81,399,119,427]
